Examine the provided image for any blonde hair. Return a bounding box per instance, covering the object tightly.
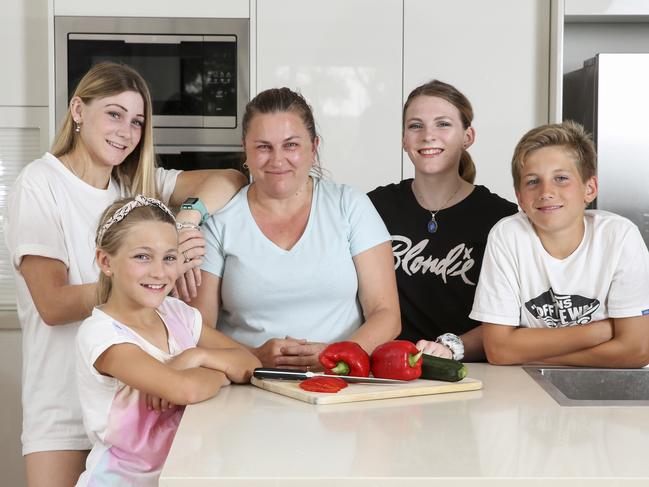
[511,121,597,189]
[52,62,158,197]
[403,80,476,183]
[96,197,177,304]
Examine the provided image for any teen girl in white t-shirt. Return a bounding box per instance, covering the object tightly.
[4,62,246,487]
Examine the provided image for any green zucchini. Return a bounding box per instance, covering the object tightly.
[420,353,467,382]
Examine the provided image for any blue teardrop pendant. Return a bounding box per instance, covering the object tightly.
[427,214,438,234]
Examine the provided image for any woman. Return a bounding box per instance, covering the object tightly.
[4,62,246,487]
[368,80,518,361]
[193,87,400,368]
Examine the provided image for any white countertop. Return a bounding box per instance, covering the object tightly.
[160,364,649,486]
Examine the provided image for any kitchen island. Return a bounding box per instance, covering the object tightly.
[160,364,649,486]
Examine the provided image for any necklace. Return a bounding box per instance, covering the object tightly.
[412,180,462,234]
[61,156,81,180]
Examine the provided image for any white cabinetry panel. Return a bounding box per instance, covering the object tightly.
[565,0,649,17]
[54,0,249,18]
[0,0,48,106]
[403,0,550,203]
[256,0,403,191]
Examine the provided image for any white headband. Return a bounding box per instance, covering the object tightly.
[97,194,176,245]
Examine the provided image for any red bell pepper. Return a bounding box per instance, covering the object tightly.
[299,377,348,393]
[319,341,371,377]
[370,340,423,381]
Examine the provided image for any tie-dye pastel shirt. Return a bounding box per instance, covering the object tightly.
[75,297,202,487]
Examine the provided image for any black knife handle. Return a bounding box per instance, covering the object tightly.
[253,368,310,381]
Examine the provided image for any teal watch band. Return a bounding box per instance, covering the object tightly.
[180,197,209,225]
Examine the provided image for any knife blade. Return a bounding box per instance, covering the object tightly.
[253,367,408,384]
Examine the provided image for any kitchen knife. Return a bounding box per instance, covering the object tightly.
[253,367,408,384]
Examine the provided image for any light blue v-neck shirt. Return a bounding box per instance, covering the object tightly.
[201,177,390,346]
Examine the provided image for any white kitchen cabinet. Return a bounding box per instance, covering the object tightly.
[403,0,551,203]
[0,0,48,106]
[53,0,249,17]
[255,0,403,192]
[565,0,649,17]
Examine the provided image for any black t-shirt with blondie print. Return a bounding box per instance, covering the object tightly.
[368,180,518,343]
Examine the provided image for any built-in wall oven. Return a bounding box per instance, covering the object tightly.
[54,17,249,172]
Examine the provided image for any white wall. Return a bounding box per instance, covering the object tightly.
[0,326,24,487]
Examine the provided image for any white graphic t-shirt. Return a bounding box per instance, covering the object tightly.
[75,297,202,487]
[4,152,179,455]
[470,211,649,328]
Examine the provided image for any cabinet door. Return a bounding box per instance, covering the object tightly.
[0,0,48,106]
[256,0,403,191]
[54,0,249,17]
[404,0,550,202]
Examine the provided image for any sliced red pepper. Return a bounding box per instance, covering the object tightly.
[299,377,348,393]
[370,340,423,381]
[318,341,371,377]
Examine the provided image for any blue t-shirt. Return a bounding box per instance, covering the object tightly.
[201,177,390,346]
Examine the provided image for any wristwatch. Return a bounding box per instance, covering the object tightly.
[180,197,209,225]
[435,333,465,361]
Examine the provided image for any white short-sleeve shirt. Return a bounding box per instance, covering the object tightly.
[75,297,201,487]
[201,177,391,347]
[470,210,649,328]
[4,152,179,454]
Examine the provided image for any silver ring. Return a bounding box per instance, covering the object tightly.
[183,251,192,264]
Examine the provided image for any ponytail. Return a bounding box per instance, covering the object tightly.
[459,150,476,183]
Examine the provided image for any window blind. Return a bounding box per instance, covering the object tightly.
[0,127,41,310]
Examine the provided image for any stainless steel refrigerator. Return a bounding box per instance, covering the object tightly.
[563,53,649,248]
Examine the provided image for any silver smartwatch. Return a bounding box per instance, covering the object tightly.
[435,333,465,361]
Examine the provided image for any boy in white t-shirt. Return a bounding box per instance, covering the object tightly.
[470,121,649,367]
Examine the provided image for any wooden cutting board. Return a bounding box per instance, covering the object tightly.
[251,376,482,405]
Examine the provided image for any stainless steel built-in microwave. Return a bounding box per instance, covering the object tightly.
[54,17,249,149]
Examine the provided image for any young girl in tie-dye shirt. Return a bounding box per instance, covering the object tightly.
[75,196,260,487]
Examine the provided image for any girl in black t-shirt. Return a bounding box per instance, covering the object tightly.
[368,80,518,361]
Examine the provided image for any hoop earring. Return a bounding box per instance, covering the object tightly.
[243,161,249,169]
